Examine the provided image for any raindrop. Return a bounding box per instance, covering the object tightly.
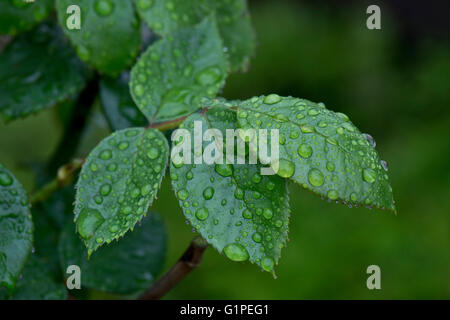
[223,243,249,262]
[308,168,325,187]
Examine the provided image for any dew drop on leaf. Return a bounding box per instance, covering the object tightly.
[223,243,249,262]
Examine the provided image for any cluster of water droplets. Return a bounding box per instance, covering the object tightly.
[237,95,394,210]
[171,111,290,273]
[130,17,225,122]
[75,128,168,252]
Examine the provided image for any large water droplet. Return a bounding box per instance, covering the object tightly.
[215,164,233,177]
[363,133,376,147]
[252,232,262,243]
[264,94,281,105]
[261,257,275,272]
[223,243,249,262]
[177,189,189,200]
[297,144,312,158]
[195,208,209,221]
[0,171,13,186]
[94,0,114,17]
[275,159,295,178]
[363,168,376,183]
[147,147,160,160]
[195,67,221,86]
[77,208,104,240]
[100,184,112,196]
[308,168,325,187]
[202,187,214,200]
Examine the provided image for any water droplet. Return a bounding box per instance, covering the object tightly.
[137,0,153,11]
[263,208,273,220]
[99,149,112,160]
[363,168,376,183]
[308,168,325,187]
[195,208,209,221]
[77,208,104,240]
[94,0,114,17]
[100,184,112,196]
[261,257,275,272]
[202,187,214,200]
[264,94,281,105]
[0,171,13,186]
[147,147,160,160]
[109,225,119,233]
[308,109,319,116]
[275,159,295,178]
[223,243,249,262]
[234,188,244,200]
[252,232,262,243]
[177,189,189,200]
[118,141,129,150]
[134,84,144,97]
[327,189,338,200]
[215,164,233,177]
[252,173,262,184]
[363,133,376,147]
[297,144,312,158]
[242,209,252,219]
[380,160,389,171]
[326,162,335,172]
[195,67,221,86]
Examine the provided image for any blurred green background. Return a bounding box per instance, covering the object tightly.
[1,0,449,299]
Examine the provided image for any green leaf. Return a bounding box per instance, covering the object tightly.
[56,0,141,76]
[75,128,169,255]
[237,95,396,211]
[59,213,166,294]
[100,73,148,131]
[0,22,92,122]
[0,0,53,35]
[0,163,33,293]
[133,0,255,72]
[132,0,212,37]
[32,185,76,279]
[214,0,255,72]
[130,16,228,123]
[170,105,290,274]
[9,255,67,300]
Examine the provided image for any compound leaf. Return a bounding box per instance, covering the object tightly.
[0,163,33,294]
[59,212,166,295]
[10,255,67,300]
[74,128,169,255]
[0,22,91,122]
[170,105,290,274]
[56,0,141,76]
[130,16,228,123]
[237,95,396,211]
[100,72,148,131]
[0,0,53,35]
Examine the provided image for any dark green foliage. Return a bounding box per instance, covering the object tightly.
[59,213,166,294]
[0,23,91,122]
[0,163,32,294]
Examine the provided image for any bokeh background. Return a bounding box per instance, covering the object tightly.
[1,0,449,299]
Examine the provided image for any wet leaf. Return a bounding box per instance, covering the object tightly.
[0,0,53,35]
[59,213,166,295]
[74,128,169,255]
[9,255,67,300]
[133,0,255,72]
[56,0,141,76]
[170,104,290,274]
[130,16,228,122]
[0,22,92,122]
[100,72,148,131]
[214,0,255,72]
[0,163,33,294]
[237,95,396,211]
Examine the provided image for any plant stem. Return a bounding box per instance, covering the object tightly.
[139,236,209,300]
[47,75,99,174]
[31,158,84,206]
